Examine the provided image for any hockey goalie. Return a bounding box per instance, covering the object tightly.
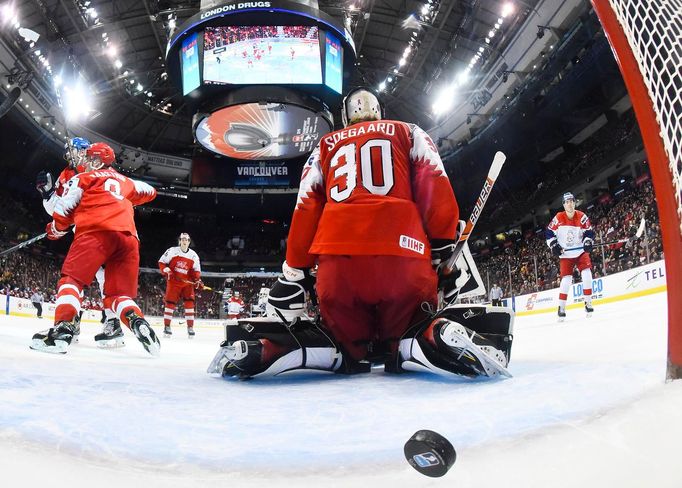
[208,87,513,381]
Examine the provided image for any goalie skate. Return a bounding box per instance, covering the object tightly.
[94,319,125,348]
[438,321,511,378]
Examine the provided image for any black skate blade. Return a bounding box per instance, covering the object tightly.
[404,430,456,477]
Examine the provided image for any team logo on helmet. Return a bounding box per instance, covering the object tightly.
[341,87,384,127]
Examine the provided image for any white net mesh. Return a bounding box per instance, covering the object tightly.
[607,0,682,234]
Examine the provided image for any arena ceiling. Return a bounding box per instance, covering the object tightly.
[2,0,540,156]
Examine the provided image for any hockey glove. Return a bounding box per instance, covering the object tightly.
[582,237,594,253]
[194,279,204,290]
[549,240,563,257]
[36,171,54,200]
[281,261,316,297]
[161,267,172,280]
[431,239,457,272]
[46,221,68,240]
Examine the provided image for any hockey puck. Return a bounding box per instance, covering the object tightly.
[404,430,456,477]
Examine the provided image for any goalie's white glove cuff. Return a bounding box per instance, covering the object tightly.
[282,261,306,282]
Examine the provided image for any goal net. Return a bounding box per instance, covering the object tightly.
[591,0,682,379]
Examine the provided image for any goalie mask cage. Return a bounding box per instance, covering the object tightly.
[590,0,682,380]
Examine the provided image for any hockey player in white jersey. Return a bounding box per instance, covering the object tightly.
[545,192,596,320]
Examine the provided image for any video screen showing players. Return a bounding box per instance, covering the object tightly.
[203,26,323,85]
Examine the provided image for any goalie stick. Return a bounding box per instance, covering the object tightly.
[562,217,646,252]
[0,232,47,259]
[441,151,506,273]
[438,151,507,307]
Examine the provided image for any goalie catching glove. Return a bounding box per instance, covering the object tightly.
[266,262,316,322]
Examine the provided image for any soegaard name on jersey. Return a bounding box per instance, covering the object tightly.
[324,122,396,150]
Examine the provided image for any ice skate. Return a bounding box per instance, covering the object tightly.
[437,320,511,378]
[585,303,594,318]
[94,318,125,348]
[557,307,566,322]
[30,320,79,354]
[126,311,161,357]
[213,339,263,378]
[187,325,195,339]
[163,325,172,338]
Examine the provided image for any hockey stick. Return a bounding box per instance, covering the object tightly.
[438,151,506,307]
[562,217,646,252]
[0,232,48,258]
[442,151,507,273]
[178,278,222,295]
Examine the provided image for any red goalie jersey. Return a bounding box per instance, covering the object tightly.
[53,169,157,238]
[286,120,459,268]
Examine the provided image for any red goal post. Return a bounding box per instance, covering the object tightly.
[590,0,682,379]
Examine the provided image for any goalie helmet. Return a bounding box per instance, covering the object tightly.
[84,142,115,171]
[341,87,384,127]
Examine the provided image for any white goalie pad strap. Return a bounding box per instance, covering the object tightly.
[255,347,342,378]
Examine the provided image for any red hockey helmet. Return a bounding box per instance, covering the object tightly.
[85,142,116,170]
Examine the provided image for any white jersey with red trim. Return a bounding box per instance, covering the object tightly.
[158,247,201,283]
[226,296,245,315]
[546,210,594,259]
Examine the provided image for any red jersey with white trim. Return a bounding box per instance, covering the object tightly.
[158,247,201,283]
[546,210,593,259]
[286,120,459,268]
[53,168,156,238]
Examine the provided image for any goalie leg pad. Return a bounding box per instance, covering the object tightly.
[209,318,362,378]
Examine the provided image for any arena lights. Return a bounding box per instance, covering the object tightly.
[62,81,94,121]
[501,2,515,18]
[114,59,122,69]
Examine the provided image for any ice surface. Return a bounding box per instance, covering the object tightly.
[1,293,680,487]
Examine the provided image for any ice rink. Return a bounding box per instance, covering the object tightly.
[1,292,680,487]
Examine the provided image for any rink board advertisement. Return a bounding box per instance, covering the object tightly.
[510,260,667,315]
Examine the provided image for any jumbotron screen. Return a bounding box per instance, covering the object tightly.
[203,26,323,85]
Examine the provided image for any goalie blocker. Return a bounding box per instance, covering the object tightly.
[207,304,513,380]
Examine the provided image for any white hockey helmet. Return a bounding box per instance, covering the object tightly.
[178,232,191,243]
[341,87,384,127]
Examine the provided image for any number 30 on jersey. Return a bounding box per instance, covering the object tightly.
[329,139,394,202]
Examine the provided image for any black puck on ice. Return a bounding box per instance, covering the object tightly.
[404,429,456,477]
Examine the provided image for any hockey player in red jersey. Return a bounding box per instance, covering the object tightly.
[546,192,596,320]
[158,233,203,338]
[35,137,125,348]
[30,142,160,355]
[208,88,513,380]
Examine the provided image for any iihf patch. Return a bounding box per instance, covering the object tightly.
[399,235,425,254]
